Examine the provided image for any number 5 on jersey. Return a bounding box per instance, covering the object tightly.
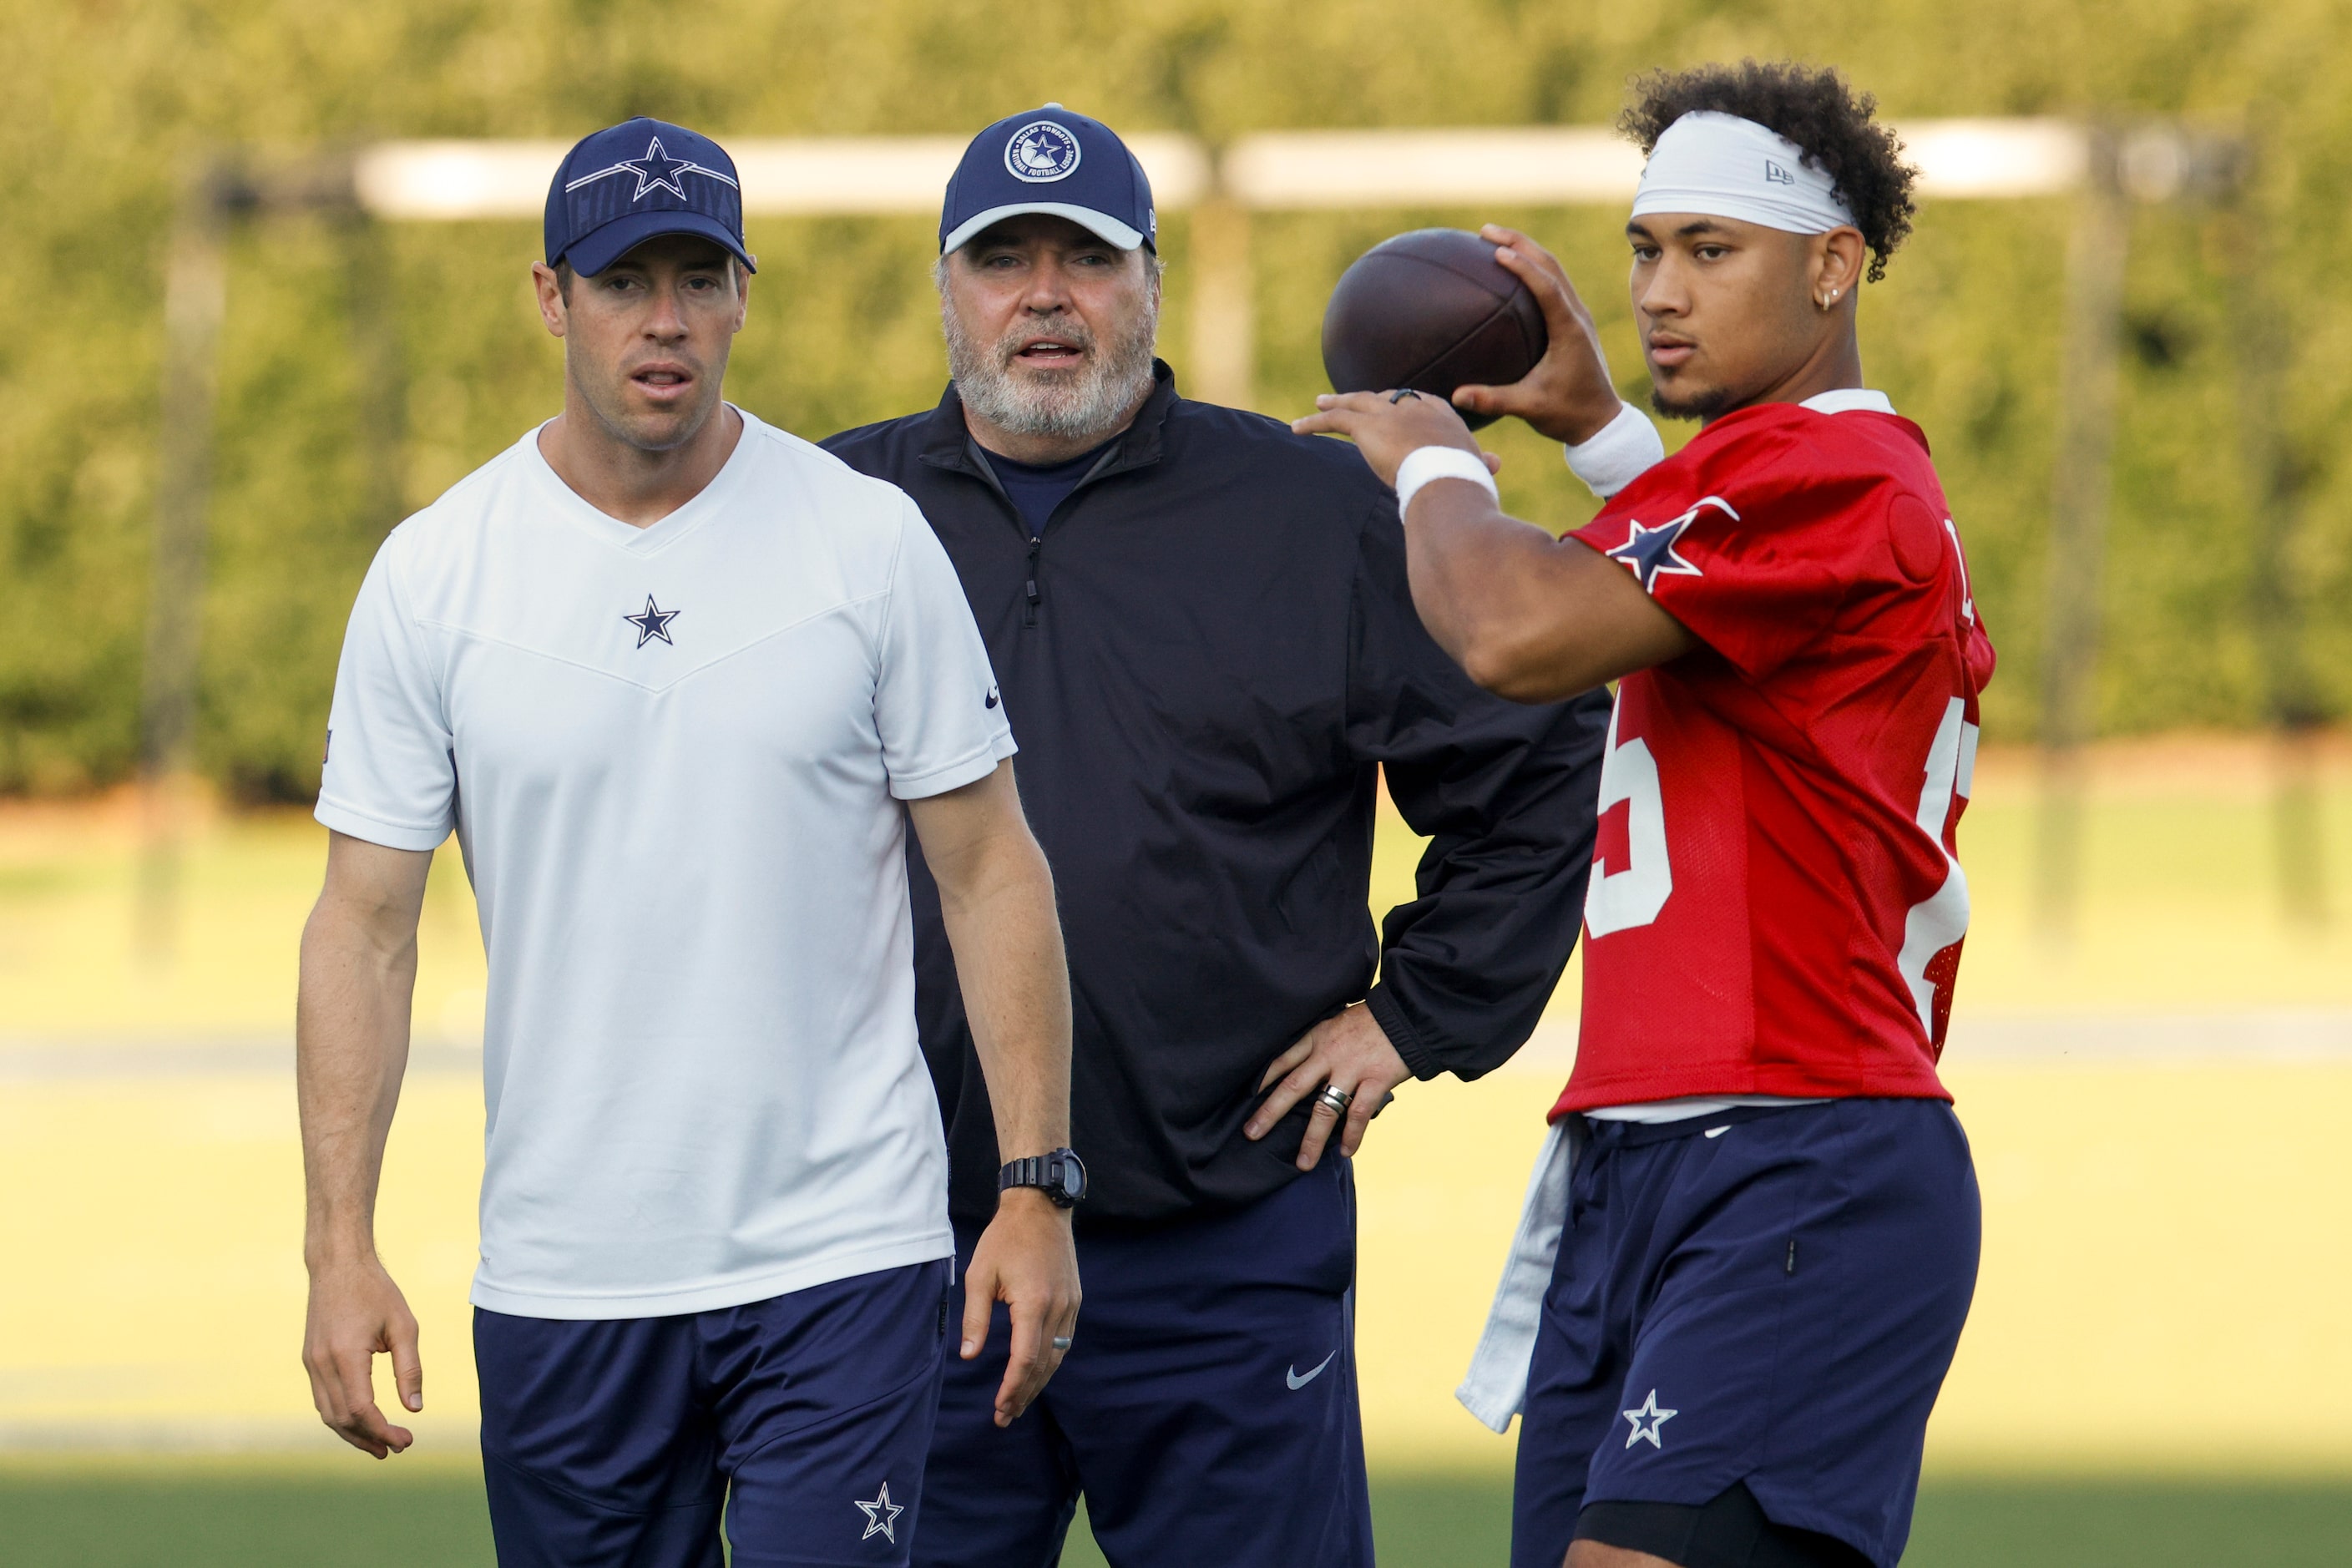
[1585,703,1672,939]
[1581,690,1980,1046]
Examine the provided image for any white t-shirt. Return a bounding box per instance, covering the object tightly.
[316,409,1014,1319]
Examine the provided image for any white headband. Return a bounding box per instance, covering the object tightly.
[1631,111,1854,235]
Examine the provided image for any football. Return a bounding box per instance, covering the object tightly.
[1319,228,1549,431]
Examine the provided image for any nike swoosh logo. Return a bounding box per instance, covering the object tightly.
[984,687,1000,710]
[1286,1352,1338,1390]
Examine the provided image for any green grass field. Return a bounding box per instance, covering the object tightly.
[4,736,2350,1561]
[5,1464,2350,1566]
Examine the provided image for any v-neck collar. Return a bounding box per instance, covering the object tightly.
[522,404,761,554]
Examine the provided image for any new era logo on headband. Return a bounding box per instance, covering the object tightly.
[1631,112,1855,235]
[566,137,740,204]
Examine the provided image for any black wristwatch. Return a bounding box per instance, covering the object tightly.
[998,1147,1088,1209]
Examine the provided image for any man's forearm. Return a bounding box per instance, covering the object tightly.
[296,898,420,1263]
[1404,487,1696,703]
[929,812,1081,1423]
[1401,485,1560,685]
[936,835,1072,1161]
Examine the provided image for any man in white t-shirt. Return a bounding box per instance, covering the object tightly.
[296,118,1081,1568]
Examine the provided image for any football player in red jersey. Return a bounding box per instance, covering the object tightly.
[1297,62,1994,1568]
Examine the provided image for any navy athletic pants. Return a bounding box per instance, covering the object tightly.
[475,1258,950,1568]
[1510,1100,1980,1568]
[917,1155,1373,1568]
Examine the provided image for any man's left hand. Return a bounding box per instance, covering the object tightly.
[961,1190,1081,1429]
[1245,1003,1414,1171]
[1292,392,1499,492]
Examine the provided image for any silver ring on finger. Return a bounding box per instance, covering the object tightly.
[1051,1335,1074,1351]
[1314,1084,1354,1115]
[1388,388,1422,403]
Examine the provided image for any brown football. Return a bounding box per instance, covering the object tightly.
[1320,228,1548,431]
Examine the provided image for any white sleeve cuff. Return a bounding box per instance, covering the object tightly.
[1394,446,1500,517]
[1562,402,1667,499]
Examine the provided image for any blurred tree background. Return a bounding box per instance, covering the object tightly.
[5,0,2348,798]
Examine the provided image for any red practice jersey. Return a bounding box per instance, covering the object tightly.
[1552,397,1998,1118]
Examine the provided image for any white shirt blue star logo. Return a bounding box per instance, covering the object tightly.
[624,595,680,648]
[1604,496,1736,593]
[855,1480,905,1544]
[1621,1388,1678,1449]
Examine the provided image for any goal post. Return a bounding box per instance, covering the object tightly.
[140,120,2299,955]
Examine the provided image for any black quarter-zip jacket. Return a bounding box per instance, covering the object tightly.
[824,363,1611,1225]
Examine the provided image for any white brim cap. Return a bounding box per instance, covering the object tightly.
[940,201,1148,255]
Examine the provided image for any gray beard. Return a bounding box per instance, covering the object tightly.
[943,302,1158,444]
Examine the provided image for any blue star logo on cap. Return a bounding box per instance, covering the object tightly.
[1004,121,1082,184]
[940,105,1155,254]
[565,136,740,205]
[618,138,693,200]
[1604,497,1735,594]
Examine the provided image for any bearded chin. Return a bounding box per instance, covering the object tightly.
[945,307,1159,443]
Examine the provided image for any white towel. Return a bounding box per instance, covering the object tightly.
[1455,1117,1582,1433]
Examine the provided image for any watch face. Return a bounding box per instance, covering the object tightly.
[1055,1150,1088,1203]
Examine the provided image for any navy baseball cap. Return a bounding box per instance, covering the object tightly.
[939,104,1156,255]
[544,117,756,278]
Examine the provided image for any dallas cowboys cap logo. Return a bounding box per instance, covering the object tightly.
[545,117,756,279]
[566,136,740,205]
[941,105,1156,255]
[1005,120,1082,183]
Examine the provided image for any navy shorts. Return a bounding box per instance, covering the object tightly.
[1511,1100,1980,1568]
[916,1155,1372,1568]
[476,1258,950,1568]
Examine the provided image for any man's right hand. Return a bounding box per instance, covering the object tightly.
[302,1255,422,1458]
[1451,224,1626,447]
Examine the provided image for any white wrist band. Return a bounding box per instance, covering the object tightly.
[1394,446,1500,517]
[1562,402,1667,499]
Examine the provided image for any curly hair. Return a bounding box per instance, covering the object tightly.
[1617,61,1917,283]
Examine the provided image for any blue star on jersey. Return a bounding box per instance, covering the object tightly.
[1605,497,1736,593]
[625,595,680,647]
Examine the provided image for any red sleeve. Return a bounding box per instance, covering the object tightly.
[1569,407,1896,683]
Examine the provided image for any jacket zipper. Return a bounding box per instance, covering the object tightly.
[960,437,1125,630]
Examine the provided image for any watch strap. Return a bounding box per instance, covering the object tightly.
[998,1147,1084,1207]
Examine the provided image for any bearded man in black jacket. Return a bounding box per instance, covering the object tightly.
[823,104,1610,1568]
